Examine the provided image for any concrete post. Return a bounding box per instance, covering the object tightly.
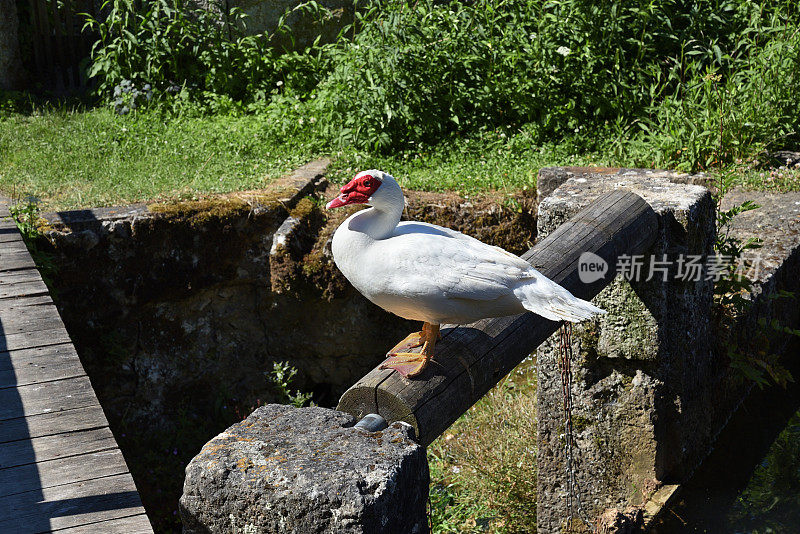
[535,168,733,532]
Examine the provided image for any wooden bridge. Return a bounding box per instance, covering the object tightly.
[0,198,152,533]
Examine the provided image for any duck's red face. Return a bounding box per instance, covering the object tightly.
[326,172,381,209]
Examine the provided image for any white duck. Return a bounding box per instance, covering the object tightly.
[327,170,604,378]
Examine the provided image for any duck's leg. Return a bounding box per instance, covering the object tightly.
[380,323,440,378]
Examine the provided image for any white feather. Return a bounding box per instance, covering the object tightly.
[330,171,605,325]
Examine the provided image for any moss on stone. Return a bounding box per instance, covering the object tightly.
[146,184,304,229]
[148,197,252,227]
[34,216,54,234]
[572,415,594,433]
[241,186,298,208]
[289,196,317,220]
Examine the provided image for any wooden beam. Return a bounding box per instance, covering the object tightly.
[337,189,659,446]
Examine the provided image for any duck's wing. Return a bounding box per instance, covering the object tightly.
[374,222,538,302]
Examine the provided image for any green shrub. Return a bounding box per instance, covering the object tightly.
[84,0,800,159]
[83,0,332,109]
[615,5,800,171]
[282,0,799,153]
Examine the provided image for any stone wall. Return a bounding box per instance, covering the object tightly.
[37,161,537,429]
[33,160,537,528]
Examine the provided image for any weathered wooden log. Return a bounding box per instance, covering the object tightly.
[337,189,659,446]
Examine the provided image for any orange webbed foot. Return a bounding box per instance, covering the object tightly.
[387,331,425,354]
[380,323,440,378]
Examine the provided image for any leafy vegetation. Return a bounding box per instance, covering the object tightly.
[8,196,43,240]
[267,361,315,407]
[2,0,798,208]
[82,0,800,167]
[728,408,800,531]
[428,361,538,532]
[0,107,313,210]
[712,168,800,387]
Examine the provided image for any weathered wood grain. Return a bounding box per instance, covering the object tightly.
[0,294,63,341]
[0,239,29,254]
[338,190,659,445]
[0,375,99,421]
[0,426,118,471]
[0,305,65,335]
[0,202,153,533]
[0,327,73,353]
[0,473,147,532]
[0,292,54,309]
[0,279,50,300]
[0,448,132,499]
[0,342,78,373]
[0,267,43,284]
[0,230,24,243]
[0,351,86,389]
[0,404,109,444]
[0,251,37,272]
[54,513,154,534]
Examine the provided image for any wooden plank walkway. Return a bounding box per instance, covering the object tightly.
[0,198,153,533]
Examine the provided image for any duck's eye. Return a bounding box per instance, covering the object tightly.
[363,179,371,188]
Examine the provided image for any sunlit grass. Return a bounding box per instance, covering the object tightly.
[1,105,797,214]
[428,360,538,533]
[0,107,315,210]
[327,131,608,195]
[0,107,611,210]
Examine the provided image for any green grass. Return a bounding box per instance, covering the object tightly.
[0,107,315,210]
[428,360,538,533]
[0,107,611,210]
[327,130,607,195]
[728,165,800,193]
[3,105,798,212]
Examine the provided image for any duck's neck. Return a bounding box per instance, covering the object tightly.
[351,179,405,240]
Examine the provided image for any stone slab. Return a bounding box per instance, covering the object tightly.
[535,166,709,206]
[180,404,428,534]
[719,188,800,285]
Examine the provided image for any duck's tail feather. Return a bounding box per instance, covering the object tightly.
[513,276,606,323]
